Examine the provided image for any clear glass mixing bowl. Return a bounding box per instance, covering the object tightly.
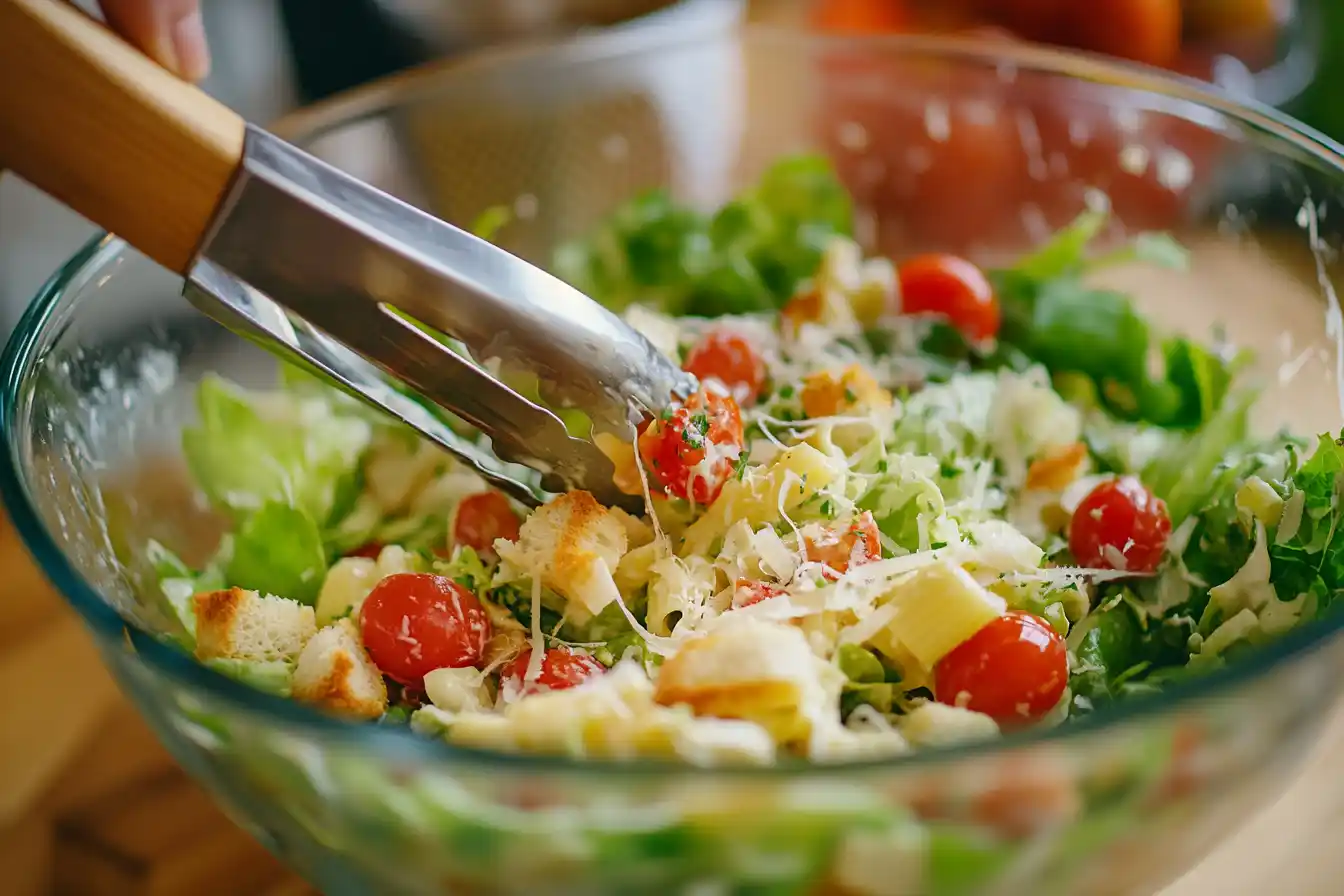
[5,25,1344,896]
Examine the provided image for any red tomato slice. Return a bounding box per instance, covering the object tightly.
[935,610,1069,727]
[452,491,522,556]
[733,578,787,609]
[682,329,768,406]
[1068,476,1171,573]
[804,511,883,579]
[501,647,606,697]
[359,573,492,686]
[638,388,745,505]
[898,254,1001,342]
[346,541,384,560]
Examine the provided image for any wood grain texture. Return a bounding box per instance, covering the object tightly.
[0,0,245,274]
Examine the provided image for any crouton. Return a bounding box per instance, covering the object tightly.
[292,619,388,720]
[1025,442,1089,492]
[193,587,316,663]
[495,490,628,617]
[800,364,892,420]
[654,618,841,745]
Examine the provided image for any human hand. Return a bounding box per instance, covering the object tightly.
[97,0,210,81]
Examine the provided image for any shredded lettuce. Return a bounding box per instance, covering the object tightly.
[1269,433,1344,612]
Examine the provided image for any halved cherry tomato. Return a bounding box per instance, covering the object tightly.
[1068,476,1171,573]
[359,573,492,685]
[501,647,606,696]
[805,511,882,579]
[682,329,768,406]
[638,388,745,505]
[452,491,522,555]
[733,578,787,609]
[346,541,384,560]
[935,610,1069,727]
[898,254,1001,342]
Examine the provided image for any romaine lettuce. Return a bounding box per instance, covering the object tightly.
[182,374,370,524]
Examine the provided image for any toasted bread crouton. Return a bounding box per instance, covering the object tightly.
[496,491,628,618]
[292,619,388,720]
[654,618,842,745]
[1025,442,1089,492]
[193,587,316,663]
[800,364,892,420]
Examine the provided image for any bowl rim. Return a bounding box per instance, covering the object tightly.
[6,26,1344,777]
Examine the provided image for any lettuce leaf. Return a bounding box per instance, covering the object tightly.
[1270,433,1344,611]
[553,154,852,317]
[991,210,1241,429]
[225,501,328,606]
[183,375,370,524]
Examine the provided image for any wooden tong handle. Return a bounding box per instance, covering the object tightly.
[0,0,246,274]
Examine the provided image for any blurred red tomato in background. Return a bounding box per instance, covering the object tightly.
[808,0,1265,254]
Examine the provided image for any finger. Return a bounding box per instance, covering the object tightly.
[97,0,210,81]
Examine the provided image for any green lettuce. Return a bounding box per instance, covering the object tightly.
[553,154,852,316]
[1269,433,1344,611]
[991,210,1243,429]
[183,374,371,524]
[225,501,328,606]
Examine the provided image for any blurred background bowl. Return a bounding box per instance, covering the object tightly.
[6,19,1344,896]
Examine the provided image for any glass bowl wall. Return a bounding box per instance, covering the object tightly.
[5,26,1344,896]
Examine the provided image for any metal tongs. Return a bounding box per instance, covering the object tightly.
[0,0,695,511]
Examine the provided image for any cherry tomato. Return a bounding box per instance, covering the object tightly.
[346,541,384,560]
[638,388,745,505]
[1068,476,1171,573]
[501,647,606,696]
[810,0,909,33]
[1065,0,1181,68]
[452,491,521,555]
[359,573,492,685]
[935,610,1069,727]
[733,578,787,609]
[805,511,882,579]
[682,330,768,406]
[898,254,1001,342]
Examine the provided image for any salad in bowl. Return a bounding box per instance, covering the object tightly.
[147,155,1338,767]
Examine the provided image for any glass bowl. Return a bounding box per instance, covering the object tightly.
[6,24,1344,896]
